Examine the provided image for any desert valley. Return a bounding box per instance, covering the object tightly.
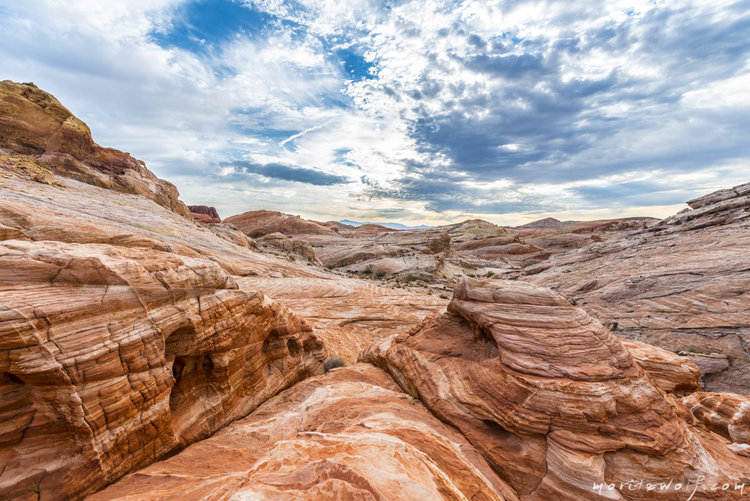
[0,79,749,500]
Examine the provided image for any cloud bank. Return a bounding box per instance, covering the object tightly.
[1,0,748,225]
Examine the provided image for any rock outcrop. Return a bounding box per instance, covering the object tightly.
[91,364,517,500]
[364,278,750,499]
[188,205,221,223]
[514,217,656,261]
[224,210,654,285]
[525,182,750,394]
[683,392,750,449]
[224,209,338,237]
[257,232,320,264]
[0,240,325,500]
[0,81,190,217]
[237,276,449,364]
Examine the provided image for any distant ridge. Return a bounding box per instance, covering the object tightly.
[516,217,563,229]
[339,219,433,230]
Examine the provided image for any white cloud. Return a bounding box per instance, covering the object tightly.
[1,0,748,224]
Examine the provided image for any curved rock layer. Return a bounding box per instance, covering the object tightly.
[0,81,190,217]
[525,182,750,394]
[0,240,325,500]
[683,392,750,449]
[364,279,750,499]
[0,172,319,279]
[92,364,517,500]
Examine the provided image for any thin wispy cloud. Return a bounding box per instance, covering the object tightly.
[1,0,748,224]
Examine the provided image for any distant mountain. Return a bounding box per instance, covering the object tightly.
[339,219,433,230]
[516,217,563,229]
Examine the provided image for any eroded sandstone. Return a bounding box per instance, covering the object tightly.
[364,278,750,499]
[0,240,325,500]
[0,81,190,217]
[91,364,518,500]
[524,182,750,394]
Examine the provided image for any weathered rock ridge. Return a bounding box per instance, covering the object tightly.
[364,278,750,499]
[525,182,750,394]
[0,80,190,217]
[0,239,325,499]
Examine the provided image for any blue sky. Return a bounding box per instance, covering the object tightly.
[1,0,749,224]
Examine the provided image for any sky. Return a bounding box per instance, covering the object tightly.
[1,0,749,225]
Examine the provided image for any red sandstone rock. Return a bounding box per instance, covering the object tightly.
[237,275,449,364]
[224,209,338,237]
[0,81,190,217]
[90,364,518,500]
[188,205,221,223]
[0,240,325,500]
[620,339,701,394]
[363,278,750,499]
[683,392,750,448]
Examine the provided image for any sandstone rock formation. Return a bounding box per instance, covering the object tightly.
[224,209,338,237]
[188,205,221,223]
[4,81,750,501]
[525,182,750,394]
[0,80,190,217]
[620,338,700,394]
[0,239,325,500]
[683,392,750,448]
[257,232,320,264]
[0,82,451,499]
[364,278,750,499]
[91,364,518,500]
[224,209,653,286]
[514,217,656,262]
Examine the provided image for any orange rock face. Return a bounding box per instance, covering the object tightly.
[0,240,325,500]
[0,80,190,217]
[364,279,750,499]
[91,364,517,501]
[683,392,750,448]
